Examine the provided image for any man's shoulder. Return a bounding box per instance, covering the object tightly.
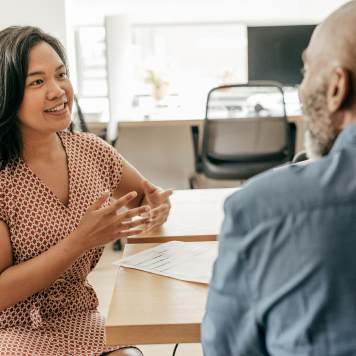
[225,151,356,227]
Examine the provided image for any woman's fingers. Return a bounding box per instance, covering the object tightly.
[84,185,172,244]
[119,205,151,221]
[120,217,150,230]
[111,215,149,242]
[142,180,173,200]
[146,213,169,234]
[143,202,170,234]
[107,191,138,213]
[150,204,170,219]
[145,218,163,234]
[88,190,110,212]
[141,179,158,195]
[77,192,152,250]
[118,229,145,238]
[157,189,173,201]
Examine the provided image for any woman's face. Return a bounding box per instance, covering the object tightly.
[17,41,74,135]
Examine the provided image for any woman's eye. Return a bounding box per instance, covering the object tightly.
[30,79,43,86]
[58,72,67,78]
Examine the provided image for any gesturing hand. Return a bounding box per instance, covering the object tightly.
[74,190,151,250]
[141,180,173,234]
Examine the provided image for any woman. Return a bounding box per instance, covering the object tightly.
[0,26,172,355]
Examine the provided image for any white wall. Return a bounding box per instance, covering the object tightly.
[0,0,75,86]
[0,0,78,95]
[68,0,349,27]
[0,0,67,47]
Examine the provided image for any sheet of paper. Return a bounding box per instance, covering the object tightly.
[113,241,219,284]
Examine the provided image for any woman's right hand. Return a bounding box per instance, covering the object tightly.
[72,191,151,251]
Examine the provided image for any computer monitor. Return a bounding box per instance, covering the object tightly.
[248,25,317,86]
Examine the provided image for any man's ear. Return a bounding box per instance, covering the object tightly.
[327,67,350,113]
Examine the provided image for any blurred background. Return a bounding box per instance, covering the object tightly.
[0,0,349,190]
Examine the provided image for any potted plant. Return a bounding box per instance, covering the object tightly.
[139,56,179,101]
[144,69,169,100]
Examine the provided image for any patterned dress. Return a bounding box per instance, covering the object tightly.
[0,132,133,355]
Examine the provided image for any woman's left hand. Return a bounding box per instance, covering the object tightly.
[141,180,173,234]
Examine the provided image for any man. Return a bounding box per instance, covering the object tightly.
[201,2,356,355]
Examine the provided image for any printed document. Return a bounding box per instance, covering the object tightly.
[113,241,219,284]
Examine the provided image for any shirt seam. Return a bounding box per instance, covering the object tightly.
[241,199,356,234]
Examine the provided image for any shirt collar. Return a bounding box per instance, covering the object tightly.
[330,122,356,154]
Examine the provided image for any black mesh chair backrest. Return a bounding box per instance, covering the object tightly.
[201,82,294,180]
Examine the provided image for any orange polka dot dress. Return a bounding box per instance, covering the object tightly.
[0,132,133,355]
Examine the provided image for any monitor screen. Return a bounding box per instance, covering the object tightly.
[248,25,317,86]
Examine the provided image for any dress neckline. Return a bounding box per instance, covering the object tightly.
[19,131,72,211]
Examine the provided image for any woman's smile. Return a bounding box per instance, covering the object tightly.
[44,101,69,116]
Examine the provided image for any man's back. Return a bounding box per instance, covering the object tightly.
[202,123,356,356]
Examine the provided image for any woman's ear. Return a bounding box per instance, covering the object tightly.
[327,67,350,113]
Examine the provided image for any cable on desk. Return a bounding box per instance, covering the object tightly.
[172,343,179,356]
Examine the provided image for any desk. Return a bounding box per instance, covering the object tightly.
[105,242,208,345]
[127,188,239,244]
[86,114,303,132]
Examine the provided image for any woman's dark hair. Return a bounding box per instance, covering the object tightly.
[0,26,75,171]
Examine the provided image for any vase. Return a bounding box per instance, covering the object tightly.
[151,83,168,101]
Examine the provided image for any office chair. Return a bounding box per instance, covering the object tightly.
[190,82,296,188]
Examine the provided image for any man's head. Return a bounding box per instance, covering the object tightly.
[299,0,356,159]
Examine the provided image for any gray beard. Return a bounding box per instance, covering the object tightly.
[302,85,337,160]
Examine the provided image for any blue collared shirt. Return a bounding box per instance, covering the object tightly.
[202,123,356,356]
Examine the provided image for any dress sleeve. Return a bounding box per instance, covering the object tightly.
[82,133,124,194]
[105,142,124,193]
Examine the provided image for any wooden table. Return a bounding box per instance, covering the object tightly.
[127,188,239,244]
[105,243,209,345]
[86,115,303,132]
